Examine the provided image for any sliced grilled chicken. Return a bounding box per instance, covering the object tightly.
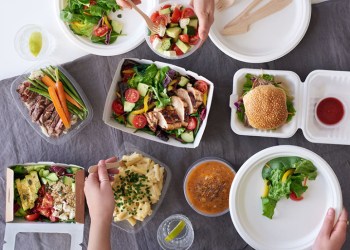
[176,88,194,114]
[157,107,182,130]
[171,96,185,121]
[144,112,158,132]
[187,84,204,109]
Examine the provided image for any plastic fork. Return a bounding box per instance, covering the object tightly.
[125,0,161,34]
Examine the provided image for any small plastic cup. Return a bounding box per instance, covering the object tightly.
[14,24,55,61]
[183,157,235,217]
[314,96,346,128]
[145,1,201,60]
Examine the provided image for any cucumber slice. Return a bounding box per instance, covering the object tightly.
[159,7,171,15]
[111,20,123,34]
[166,27,182,39]
[183,26,196,36]
[63,176,74,186]
[46,173,58,182]
[161,38,172,50]
[127,113,136,127]
[175,40,191,53]
[188,19,198,29]
[137,83,149,96]
[124,101,136,112]
[178,76,189,87]
[41,177,48,185]
[181,131,194,143]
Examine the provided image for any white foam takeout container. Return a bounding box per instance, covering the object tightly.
[229,145,342,250]
[4,162,85,250]
[103,58,214,148]
[230,68,350,145]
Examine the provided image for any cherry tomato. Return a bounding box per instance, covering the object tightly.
[171,7,182,23]
[194,80,208,94]
[155,15,169,26]
[150,11,159,23]
[187,117,198,130]
[173,45,184,56]
[132,115,147,129]
[125,89,140,103]
[25,213,40,221]
[290,192,303,201]
[179,34,189,43]
[161,4,171,9]
[189,33,200,45]
[150,34,161,43]
[182,8,196,18]
[112,100,124,115]
[93,25,109,37]
[37,207,52,217]
[50,215,59,222]
[41,193,54,208]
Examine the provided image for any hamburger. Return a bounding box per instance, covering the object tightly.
[235,73,295,130]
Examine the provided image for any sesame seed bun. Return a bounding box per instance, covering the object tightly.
[243,85,288,129]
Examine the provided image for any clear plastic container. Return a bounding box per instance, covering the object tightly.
[14,24,55,61]
[145,0,201,60]
[183,157,235,217]
[111,143,172,233]
[10,60,93,145]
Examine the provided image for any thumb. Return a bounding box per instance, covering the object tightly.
[97,160,110,187]
[319,208,336,238]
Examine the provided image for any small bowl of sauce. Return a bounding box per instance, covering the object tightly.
[184,157,235,217]
[315,97,345,127]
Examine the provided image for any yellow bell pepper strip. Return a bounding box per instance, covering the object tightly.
[203,93,208,105]
[103,16,112,29]
[143,93,149,113]
[131,94,155,115]
[262,180,269,198]
[281,169,295,182]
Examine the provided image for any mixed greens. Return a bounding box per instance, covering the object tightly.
[13,165,80,222]
[111,60,209,143]
[261,157,318,219]
[234,73,296,126]
[60,0,123,44]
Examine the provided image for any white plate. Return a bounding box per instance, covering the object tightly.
[229,145,342,250]
[209,0,311,63]
[55,0,158,56]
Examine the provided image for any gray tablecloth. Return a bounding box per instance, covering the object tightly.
[1,0,350,249]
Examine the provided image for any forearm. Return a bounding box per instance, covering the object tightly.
[88,220,112,250]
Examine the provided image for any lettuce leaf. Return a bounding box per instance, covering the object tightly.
[261,197,277,219]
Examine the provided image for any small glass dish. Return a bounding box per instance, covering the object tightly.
[111,143,172,233]
[10,60,93,145]
[145,0,201,60]
[184,157,235,217]
[315,96,346,128]
[14,24,54,61]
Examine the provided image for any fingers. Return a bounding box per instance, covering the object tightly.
[319,208,336,239]
[116,0,132,9]
[106,156,118,163]
[105,156,119,175]
[331,207,348,240]
[97,160,111,185]
[197,11,214,41]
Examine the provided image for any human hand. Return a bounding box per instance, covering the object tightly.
[116,0,141,9]
[84,157,119,224]
[191,0,215,42]
[313,207,348,250]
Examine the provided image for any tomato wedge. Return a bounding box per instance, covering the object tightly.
[150,11,159,23]
[161,4,171,9]
[189,33,200,45]
[179,34,189,43]
[25,213,40,221]
[290,191,303,201]
[112,100,124,115]
[182,8,196,18]
[132,115,147,129]
[194,80,208,94]
[125,89,140,103]
[187,117,197,130]
[93,25,109,37]
[155,15,168,26]
[173,44,184,56]
[171,7,182,23]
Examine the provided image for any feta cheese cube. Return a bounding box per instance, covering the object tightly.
[179,18,190,29]
[158,25,166,37]
[69,210,75,220]
[59,213,68,221]
[163,50,177,57]
[152,38,163,50]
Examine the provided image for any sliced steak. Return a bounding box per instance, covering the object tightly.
[39,103,55,125]
[31,96,48,122]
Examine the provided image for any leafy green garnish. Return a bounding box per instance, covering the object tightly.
[261,197,277,219]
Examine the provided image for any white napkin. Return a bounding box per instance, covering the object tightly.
[311,0,330,4]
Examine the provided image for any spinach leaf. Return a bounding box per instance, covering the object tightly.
[261,197,277,219]
[262,156,301,179]
[290,175,308,198]
[294,159,318,180]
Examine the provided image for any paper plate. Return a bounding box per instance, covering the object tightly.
[229,145,342,250]
[209,0,311,63]
[55,0,158,56]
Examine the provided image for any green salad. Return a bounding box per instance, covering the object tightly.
[261,157,318,219]
[60,0,123,45]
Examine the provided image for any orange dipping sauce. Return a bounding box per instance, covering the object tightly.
[185,160,235,215]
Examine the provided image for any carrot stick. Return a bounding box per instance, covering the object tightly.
[55,68,70,124]
[42,75,82,109]
[48,86,70,129]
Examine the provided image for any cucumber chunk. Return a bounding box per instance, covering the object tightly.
[181,131,194,143]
